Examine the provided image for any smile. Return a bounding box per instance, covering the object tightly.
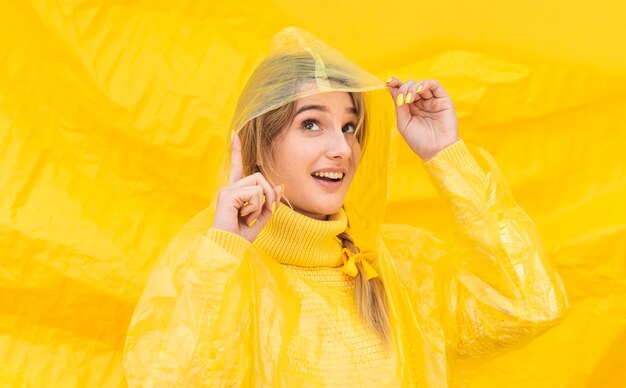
[311,171,345,190]
[311,171,345,181]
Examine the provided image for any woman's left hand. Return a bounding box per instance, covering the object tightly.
[386,77,460,161]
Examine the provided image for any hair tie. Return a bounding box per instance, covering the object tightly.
[341,248,379,280]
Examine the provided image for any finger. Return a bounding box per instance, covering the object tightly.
[415,79,449,100]
[385,76,407,107]
[417,85,434,100]
[385,76,403,89]
[398,80,417,105]
[231,172,277,214]
[228,131,244,185]
[248,185,265,226]
[407,82,425,104]
[233,186,262,216]
[238,197,257,217]
[274,184,284,210]
[244,183,284,229]
[239,185,264,227]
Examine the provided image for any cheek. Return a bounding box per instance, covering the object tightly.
[273,140,313,178]
[281,137,318,165]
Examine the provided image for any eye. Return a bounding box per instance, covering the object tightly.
[342,122,357,134]
[302,119,321,131]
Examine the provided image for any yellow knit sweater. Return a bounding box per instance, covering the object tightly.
[206,205,397,386]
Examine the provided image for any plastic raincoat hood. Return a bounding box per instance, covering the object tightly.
[123,26,569,387]
[223,26,397,250]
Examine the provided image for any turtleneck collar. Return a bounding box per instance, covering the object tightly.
[253,204,347,268]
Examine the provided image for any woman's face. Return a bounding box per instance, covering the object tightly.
[269,91,362,220]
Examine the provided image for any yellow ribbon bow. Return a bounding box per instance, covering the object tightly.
[341,248,379,280]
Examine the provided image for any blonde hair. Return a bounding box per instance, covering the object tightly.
[337,228,391,344]
[238,99,390,345]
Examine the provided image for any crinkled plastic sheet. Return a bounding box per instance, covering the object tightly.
[1,1,625,387]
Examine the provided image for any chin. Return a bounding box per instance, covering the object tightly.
[296,200,344,220]
[316,202,344,217]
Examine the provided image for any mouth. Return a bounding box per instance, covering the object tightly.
[311,171,345,190]
[311,171,345,182]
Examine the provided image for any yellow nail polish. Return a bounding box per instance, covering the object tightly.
[385,77,393,83]
[243,201,249,206]
[416,84,423,93]
[262,196,265,204]
[247,218,257,227]
[240,211,251,217]
[396,94,404,107]
[405,92,413,104]
[271,201,276,214]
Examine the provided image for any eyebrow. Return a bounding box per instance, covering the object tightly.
[295,104,357,116]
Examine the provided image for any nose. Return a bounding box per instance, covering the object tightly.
[326,128,353,160]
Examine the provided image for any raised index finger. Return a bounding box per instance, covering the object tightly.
[229,131,244,185]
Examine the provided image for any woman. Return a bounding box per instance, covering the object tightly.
[124,27,569,387]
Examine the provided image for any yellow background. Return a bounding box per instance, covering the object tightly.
[1,1,625,386]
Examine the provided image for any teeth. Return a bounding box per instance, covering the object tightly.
[313,171,344,180]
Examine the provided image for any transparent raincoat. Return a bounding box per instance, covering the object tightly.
[123,27,569,387]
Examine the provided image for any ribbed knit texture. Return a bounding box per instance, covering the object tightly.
[424,139,481,171]
[205,228,251,258]
[254,204,347,267]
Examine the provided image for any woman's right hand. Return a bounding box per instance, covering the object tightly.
[211,132,283,243]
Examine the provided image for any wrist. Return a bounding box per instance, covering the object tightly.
[206,228,252,258]
[418,136,461,161]
[422,139,483,176]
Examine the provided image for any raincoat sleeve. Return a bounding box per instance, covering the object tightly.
[422,140,569,358]
[123,227,252,387]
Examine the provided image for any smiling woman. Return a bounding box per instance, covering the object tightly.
[123,27,569,387]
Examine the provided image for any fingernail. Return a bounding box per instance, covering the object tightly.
[405,92,413,104]
[271,201,276,214]
[385,77,393,83]
[396,94,404,107]
[247,218,257,227]
[243,201,249,206]
[416,84,423,93]
[281,184,285,194]
[240,211,251,217]
[262,196,265,205]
